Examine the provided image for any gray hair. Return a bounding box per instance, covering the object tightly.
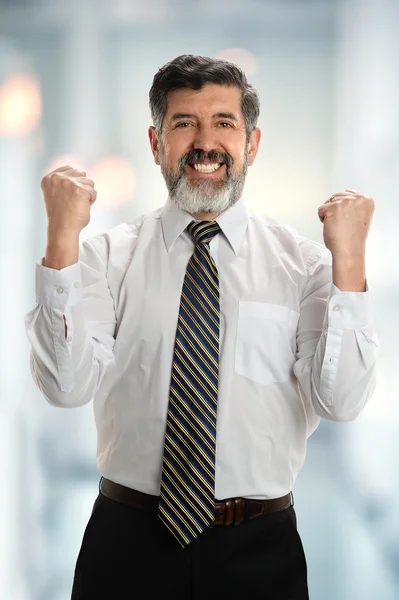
[149,54,260,139]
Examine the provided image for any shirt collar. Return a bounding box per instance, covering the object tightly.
[160,196,248,256]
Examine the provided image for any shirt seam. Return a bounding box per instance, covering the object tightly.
[50,308,63,390]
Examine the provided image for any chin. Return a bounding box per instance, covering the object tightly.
[187,177,225,190]
[166,167,244,214]
[172,191,234,215]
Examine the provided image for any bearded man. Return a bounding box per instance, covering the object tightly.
[25,54,378,600]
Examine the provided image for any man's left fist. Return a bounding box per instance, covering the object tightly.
[318,189,375,256]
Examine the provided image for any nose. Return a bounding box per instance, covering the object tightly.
[193,125,219,152]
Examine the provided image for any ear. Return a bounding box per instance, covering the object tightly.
[148,126,160,165]
[247,128,261,166]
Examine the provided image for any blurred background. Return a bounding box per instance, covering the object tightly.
[0,0,398,598]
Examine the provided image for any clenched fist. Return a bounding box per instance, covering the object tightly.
[318,189,374,257]
[41,165,97,235]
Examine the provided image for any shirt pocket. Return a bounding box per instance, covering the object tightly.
[235,301,300,386]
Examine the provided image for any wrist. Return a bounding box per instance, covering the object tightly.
[47,224,81,244]
[332,257,366,292]
[330,246,366,262]
[45,226,80,270]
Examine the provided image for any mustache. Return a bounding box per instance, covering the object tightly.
[179,149,233,171]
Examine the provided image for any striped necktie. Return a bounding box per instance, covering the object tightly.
[159,220,221,547]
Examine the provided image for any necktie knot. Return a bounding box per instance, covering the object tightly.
[187,220,221,246]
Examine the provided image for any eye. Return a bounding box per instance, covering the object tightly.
[218,122,233,128]
[176,122,193,128]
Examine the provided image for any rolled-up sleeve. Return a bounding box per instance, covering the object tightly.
[294,248,379,422]
[24,237,116,408]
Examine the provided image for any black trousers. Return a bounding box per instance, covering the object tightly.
[71,492,309,599]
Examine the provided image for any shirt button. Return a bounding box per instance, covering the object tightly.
[56,286,64,294]
[66,336,72,343]
[74,282,79,288]
[333,305,340,312]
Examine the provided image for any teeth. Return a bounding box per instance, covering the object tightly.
[193,163,222,173]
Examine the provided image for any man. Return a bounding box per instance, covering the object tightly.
[25,54,378,599]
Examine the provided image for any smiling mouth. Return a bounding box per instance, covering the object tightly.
[188,162,224,174]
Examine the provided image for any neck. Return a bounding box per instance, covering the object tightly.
[189,211,222,221]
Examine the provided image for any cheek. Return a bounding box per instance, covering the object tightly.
[162,145,186,170]
[159,146,174,169]
[225,139,246,163]
[163,133,189,157]
[231,152,247,172]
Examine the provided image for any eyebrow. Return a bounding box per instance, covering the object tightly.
[170,112,238,122]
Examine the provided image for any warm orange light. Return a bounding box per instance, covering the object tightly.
[42,155,135,210]
[90,155,136,209]
[44,155,88,176]
[0,74,42,136]
[216,48,259,76]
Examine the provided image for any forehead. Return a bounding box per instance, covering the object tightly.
[165,84,243,119]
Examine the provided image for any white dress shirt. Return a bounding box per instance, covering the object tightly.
[24,197,379,500]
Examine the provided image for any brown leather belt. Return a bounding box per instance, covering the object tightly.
[100,477,293,527]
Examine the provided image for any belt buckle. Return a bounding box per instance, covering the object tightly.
[222,498,245,527]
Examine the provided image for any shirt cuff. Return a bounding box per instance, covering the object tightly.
[326,282,372,330]
[35,258,83,310]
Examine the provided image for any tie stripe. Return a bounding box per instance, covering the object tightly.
[163,438,214,499]
[159,220,221,547]
[177,324,218,371]
[173,348,218,395]
[170,379,217,429]
[181,291,219,332]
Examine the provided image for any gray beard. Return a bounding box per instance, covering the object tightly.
[160,153,248,214]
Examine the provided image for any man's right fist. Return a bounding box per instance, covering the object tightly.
[41,165,97,234]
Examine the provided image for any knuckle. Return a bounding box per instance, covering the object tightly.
[49,172,63,185]
[75,184,87,195]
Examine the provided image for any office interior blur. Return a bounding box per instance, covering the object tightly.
[1,0,398,598]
